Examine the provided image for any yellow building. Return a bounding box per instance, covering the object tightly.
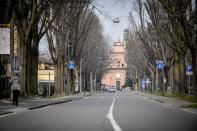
[38,57,54,82]
[37,58,55,96]
[102,41,126,90]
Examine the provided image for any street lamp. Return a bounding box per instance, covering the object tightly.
[112,16,129,23]
[113,17,120,23]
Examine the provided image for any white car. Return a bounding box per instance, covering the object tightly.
[108,87,116,92]
[126,87,131,91]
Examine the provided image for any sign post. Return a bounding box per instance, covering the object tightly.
[145,78,151,93]
[156,60,166,94]
[141,80,145,92]
[186,64,192,96]
[67,60,74,95]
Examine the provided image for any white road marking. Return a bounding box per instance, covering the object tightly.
[84,96,99,99]
[106,95,122,131]
[100,97,104,99]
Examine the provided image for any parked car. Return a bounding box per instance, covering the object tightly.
[126,87,131,91]
[102,87,108,91]
[108,87,116,92]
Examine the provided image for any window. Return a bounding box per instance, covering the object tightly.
[117,61,120,67]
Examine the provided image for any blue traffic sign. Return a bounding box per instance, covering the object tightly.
[68,63,74,69]
[186,64,192,72]
[68,61,75,69]
[141,80,145,87]
[156,60,165,70]
[186,64,192,75]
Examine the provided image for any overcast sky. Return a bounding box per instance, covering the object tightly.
[0,28,10,54]
[39,0,133,53]
[94,0,132,45]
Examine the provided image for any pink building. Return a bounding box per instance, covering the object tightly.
[102,41,126,90]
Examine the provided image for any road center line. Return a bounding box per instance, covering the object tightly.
[106,95,122,131]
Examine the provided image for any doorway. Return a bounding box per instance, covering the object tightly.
[116,81,120,90]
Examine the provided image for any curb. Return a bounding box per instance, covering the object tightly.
[149,97,165,103]
[0,111,13,116]
[138,92,165,103]
[84,94,92,97]
[29,99,72,110]
[28,94,92,110]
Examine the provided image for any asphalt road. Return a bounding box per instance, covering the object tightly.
[0,91,197,131]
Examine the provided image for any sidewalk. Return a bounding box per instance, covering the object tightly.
[136,91,197,115]
[0,92,92,116]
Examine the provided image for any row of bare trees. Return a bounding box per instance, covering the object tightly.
[45,0,109,96]
[0,0,109,97]
[79,13,109,93]
[125,0,196,96]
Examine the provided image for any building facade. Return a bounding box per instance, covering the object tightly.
[102,41,126,90]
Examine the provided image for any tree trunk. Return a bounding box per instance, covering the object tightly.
[18,28,39,97]
[164,67,169,93]
[169,66,174,93]
[19,36,27,97]
[54,58,65,97]
[28,41,39,96]
[65,66,70,95]
[191,48,197,97]
[70,69,75,94]
[60,58,65,96]
[157,70,162,92]
[173,55,185,95]
[85,72,89,91]
[150,69,155,93]
[155,69,158,93]
[55,60,60,96]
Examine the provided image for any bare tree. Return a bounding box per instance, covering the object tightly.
[7,0,63,97]
[79,12,109,92]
